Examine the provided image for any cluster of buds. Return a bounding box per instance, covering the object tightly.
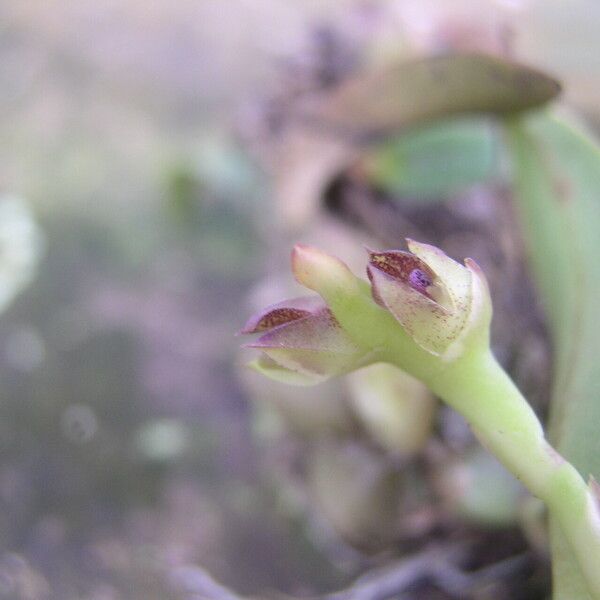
[241,240,492,384]
[241,240,600,599]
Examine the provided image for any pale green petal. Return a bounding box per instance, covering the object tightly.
[247,357,325,386]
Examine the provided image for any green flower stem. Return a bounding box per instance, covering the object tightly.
[319,281,600,598]
[428,349,600,600]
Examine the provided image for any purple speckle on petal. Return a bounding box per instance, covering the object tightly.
[408,268,432,293]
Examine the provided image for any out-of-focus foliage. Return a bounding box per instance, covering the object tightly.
[439,447,525,527]
[271,52,559,228]
[308,440,402,551]
[362,117,497,199]
[507,113,600,600]
[346,364,435,456]
[301,53,560,138]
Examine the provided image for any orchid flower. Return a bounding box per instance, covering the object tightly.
[366,239,490,360]
[241,239,600,598]
[241,296,375,385]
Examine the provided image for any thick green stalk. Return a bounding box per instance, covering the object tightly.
[426,349,600,599]
[299,244,600,597]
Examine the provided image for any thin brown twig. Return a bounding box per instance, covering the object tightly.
[172,545,532,600]
[171,564,244,600]
[322,544,467,600]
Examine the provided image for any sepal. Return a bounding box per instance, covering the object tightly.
[242,296,371,382]
[367,240,491,359]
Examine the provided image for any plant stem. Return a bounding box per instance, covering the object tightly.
[421,349,600,599]
[310,252,600,596]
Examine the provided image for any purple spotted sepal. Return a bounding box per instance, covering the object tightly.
[367,239,491,359]
[241,296,372,385]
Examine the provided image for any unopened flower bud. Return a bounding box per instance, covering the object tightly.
[292,244,359,297]
[242,296,372,384]
[367,239,491,359]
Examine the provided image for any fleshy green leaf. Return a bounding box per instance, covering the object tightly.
[506,112,600,600]
[363,118,498,199]
[301,53,561,140]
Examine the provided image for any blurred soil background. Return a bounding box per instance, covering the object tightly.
[1,2,600,599]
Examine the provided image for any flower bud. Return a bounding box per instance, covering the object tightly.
[241,296,372,384]
[242,240,492,386]
[292,244,359,297]
[367,239,491,359]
